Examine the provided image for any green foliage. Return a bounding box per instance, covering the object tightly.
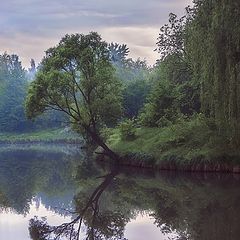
[139,56,190,127]
[0,53,67,133]
[99,127,113,142]
[186,0,240,146]
[25,32,122,151]
[118,119,136,140]
[0,128,82,144]
[140,9,200,128]
[115,60,151,118]
[109,114,240,165]
[108,43,151,118]
[156,13,186,61]
[132,0,240,163]
[123,77,151,118]
[156,7,195,61]
[0,53,28,132]
[108,43,129,65]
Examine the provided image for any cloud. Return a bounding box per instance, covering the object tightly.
[0,0,193,67]
[101,26,160,63]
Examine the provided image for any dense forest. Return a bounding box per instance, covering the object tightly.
[109,0,240,167]
[2,0,240,169]
[0,54,66,132]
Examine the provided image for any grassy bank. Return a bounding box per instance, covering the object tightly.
[0,128,83,144]
[107,117,240,173]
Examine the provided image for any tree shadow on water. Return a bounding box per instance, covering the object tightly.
[28,166,128,240]
[28,162,240,240]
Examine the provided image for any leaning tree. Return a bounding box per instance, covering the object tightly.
[25,32,122,159]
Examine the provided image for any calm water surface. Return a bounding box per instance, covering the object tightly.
[0,144,240,240]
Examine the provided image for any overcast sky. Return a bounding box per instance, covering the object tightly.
[0,0,192,68]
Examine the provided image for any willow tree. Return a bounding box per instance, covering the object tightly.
[25,32,122,159]
[186,0,240,146]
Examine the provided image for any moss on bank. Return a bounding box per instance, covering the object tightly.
[0,128,83,144]
[107,117,240,173]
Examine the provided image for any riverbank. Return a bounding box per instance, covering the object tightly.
[0,128,83,144]
[106,118,240,173]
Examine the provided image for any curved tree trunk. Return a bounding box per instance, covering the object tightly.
[86,127,119,161]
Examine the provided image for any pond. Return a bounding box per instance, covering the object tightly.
[0,144,240,240]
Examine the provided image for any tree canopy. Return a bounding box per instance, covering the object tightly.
[185,0,240,146]
[0,53,28,132]
[25,32,122,158]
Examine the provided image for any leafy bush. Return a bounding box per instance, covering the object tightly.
[100,127,113,142]
[119,119,136,140]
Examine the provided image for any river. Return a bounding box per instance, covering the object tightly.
[0,144,239,240]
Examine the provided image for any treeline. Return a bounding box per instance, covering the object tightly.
[136,5,201,127]
[5,0,240,156]
[121,0,240,151]
[0,43,149,136]
[108,43,150,119]
[0,54,28,132]
[188,0,240,146]
[0,53,66,132]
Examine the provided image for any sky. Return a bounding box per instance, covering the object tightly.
[0,0,192,68]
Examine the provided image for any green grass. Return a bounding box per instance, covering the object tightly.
[0,128,82,144]
[108,116,240,169]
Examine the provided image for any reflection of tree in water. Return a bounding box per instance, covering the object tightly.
[29,162,240,240]
[29,166,128,240]
[148,173,240,240]
[0,149,80,214]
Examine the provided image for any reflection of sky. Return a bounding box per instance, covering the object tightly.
[125,213,179,240]
[0,0,192,67]
[0,199,178,240]
[0,199,72,240]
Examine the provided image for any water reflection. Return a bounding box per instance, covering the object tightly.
[0,146,239,239]
[28,159,240,240]
[0,145,83,214]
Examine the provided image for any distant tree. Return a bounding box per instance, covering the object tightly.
[139,5,201,128]
[156,7,195,62]
[156,13,186,61]
[0,53,28,132]
[27,59,37,81]
[119,58,151,118]
[29,59,36,73]
[139,67,179,127]
[123,77,151,118]
[108,43,129,66]
[25,32,122,159]
[139,53,200,127]
[108,42,151,118]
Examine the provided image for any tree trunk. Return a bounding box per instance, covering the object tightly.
[86,127,119,161]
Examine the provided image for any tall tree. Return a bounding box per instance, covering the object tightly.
[28,59,37,80]
[156,7,195,62]
[108,43,151,118]
[108,43,129,66]
[0,53,28,132]
[25,32,122,159]
[186,0,240,146]
[140,7,200,127]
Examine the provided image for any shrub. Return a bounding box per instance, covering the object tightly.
[119,119,136,140]
[100,127,113,141]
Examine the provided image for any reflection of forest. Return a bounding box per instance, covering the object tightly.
[0,148,82,214]
[29,160,240,240]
